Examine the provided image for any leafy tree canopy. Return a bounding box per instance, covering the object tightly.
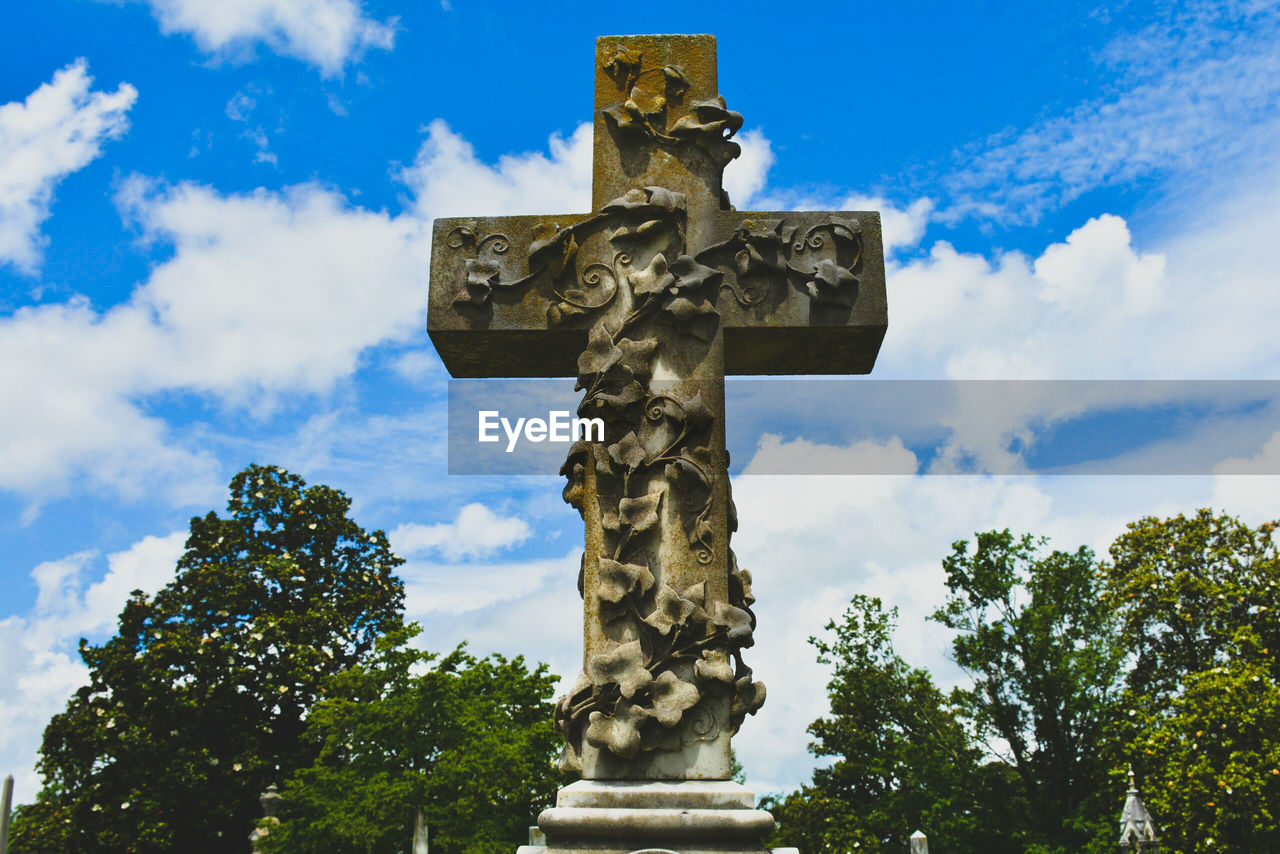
[1105,510,1280,853]
[263,626,561,854]
[770,513,1280,854]
[11,464,406,854]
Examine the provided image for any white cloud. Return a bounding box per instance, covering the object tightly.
[0,60,136,273]
[0,532,185,799]
[0,179,427,503]
[403,119,593,219]
[0,117,607,503]
[723,128,774,210]
[391,502,532,561]
[840,193,933,258]
[132,0,396,76]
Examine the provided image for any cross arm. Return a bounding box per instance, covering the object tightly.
[702,208,886,375]
[427,207,885,378]
[428,213,598,378]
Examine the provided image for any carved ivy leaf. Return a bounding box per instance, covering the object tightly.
[731,674,767,725]
[587,640,653,699]
[694,649,735,685]
[585,380,645,416]
[680,581,706,608]
[560,441,589,511]
[585,701,646,759]
[626,85,666,119]
[663,445,714,496]
[615,337,657,383]
[641,720,682,752]
[607,431,647,472]
[711,601,756,646]
[601,187,686,216]
[619,490,663,535]
[576,323,622,385]
[730,563,755,608]
[547,301,588,326]
[669,96,745,167]
[555,670,593,731]
[658,295,719,342]
[529,224,579,279]
[648,670,700,727]
[661,65,690,97]
[802,258,858,307]
[603,46,643,90]
[643,582,699,636]
[666,254,723,295]
[453,258,500,309]
[670,95,744,139]
[596,557,655,604]
[610,218,668,244]
[603,102,645,135]
[678,391,713,431]
[629,252,672,297]
[601,507,620,533]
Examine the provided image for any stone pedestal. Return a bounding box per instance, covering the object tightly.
[518,780,796,854]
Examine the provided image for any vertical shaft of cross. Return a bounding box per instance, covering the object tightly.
[551,35,752,780]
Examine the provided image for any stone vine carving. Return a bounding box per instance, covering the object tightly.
[546,186,765,769]
[600,44,745,171]
[446,213,864,320]
[697,218,864,310]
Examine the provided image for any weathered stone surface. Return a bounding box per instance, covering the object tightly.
[426,33,887,787]
[534,780,780,854]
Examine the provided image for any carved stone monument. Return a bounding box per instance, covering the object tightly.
[428,34,886,854]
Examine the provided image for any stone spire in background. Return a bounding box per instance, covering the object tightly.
[1119,765,1160,853]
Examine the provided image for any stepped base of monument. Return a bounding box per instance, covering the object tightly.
[519,780,795,854]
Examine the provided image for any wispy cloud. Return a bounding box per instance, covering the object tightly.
[391,502,532,561]
[942,0,1280,223]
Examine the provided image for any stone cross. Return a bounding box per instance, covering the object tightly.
[429,34,885,853]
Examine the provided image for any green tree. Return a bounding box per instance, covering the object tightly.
[263,627,561,854]
[1105,510,1280,853]
[931,530,1125,854]
[764,595,1012,854]
[11,464,406,854]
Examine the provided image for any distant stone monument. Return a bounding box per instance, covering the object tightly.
[429,34,887,854]
[248,784,281,854]
[1118,766,1159,853]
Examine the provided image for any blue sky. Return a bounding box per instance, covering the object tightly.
[3,0,1280,801]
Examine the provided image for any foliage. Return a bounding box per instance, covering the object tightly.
[931,530,1126,853]
[10,464,405,854]
[770,514,1280,854]
[765,595,1015,854]
[1105,510,1280,853]
[263,627,561,854]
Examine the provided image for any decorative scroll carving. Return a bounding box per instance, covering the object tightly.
[553,187,765,770]
[600,44,744,170]
[699,217,864,310]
